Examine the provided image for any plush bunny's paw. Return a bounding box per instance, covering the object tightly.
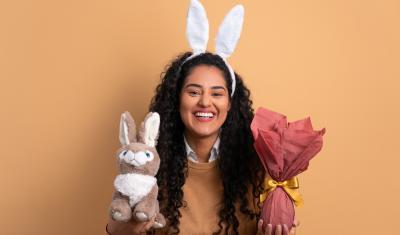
[152,212,166,229]
[112,211,123,221]
[135,212,149,222]
[109,199,132,222]
[153,222,164,229]
[110,208,132,222]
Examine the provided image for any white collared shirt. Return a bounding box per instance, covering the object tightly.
[183,135,220,163]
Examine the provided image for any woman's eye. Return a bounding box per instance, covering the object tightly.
[212,93,223,97]
[188,91,200,96]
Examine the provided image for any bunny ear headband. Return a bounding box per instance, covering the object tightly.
[183,0,244,97]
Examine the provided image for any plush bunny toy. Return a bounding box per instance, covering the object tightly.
[109,111,165,229]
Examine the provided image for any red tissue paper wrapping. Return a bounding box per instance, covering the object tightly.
[250,107,326,232]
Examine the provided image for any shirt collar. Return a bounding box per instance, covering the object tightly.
[183,134,220,163]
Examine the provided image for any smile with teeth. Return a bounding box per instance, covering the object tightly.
[194,112,214,119]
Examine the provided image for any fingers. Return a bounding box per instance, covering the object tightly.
[282,224,289,235]
[133,222,149,234]
[265,223,272,235]
[289,218,299,235]
[143,217,156,231]
[260,222,293,235]
[257,220,263,235]
[140,216,156,233]
[129,216,156,234]
[257,220,273,235]
[289,226,296,235]
[131,222,146,234]
[293,219,300,228]
[274,224,282,235]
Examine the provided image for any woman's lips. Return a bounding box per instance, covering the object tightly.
[193,112,215,122]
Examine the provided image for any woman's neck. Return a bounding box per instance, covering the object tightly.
[184,131,219,163]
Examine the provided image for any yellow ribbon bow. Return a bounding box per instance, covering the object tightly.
[260,176,304,207]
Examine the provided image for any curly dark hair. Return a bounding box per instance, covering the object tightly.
[149,52,264,235]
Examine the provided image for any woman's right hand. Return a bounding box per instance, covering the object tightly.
[106,215,156,235]
[256,219,299,235]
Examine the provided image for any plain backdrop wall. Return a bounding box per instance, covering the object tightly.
[1,0,399,234]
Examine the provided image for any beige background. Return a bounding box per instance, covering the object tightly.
[1,0,399,234]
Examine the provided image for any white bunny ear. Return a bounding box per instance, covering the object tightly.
[186,0,209,55]
[138,112,160,148]
[215,4,244,59]
[119,111,137,146]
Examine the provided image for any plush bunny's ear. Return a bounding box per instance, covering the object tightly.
[138,112,160,148]
[215,4,244,59]
[186,0,209,56]
[119,111,137,146]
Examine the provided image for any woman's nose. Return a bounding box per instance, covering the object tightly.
[198,94,211,107]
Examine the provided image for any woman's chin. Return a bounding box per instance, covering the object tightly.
[190,129,219,138]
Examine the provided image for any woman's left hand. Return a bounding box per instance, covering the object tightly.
[256,219,300,235]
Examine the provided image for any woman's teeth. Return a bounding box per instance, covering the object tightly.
[195,112,214,118]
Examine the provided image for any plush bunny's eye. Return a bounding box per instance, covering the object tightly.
[145,150,154,160]
[118,149,132,160]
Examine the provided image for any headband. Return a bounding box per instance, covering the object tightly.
[182,0,244,97]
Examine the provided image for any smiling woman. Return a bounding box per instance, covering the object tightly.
[106,52,298,235]
[151,52,264,235]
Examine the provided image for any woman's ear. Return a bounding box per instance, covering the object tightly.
[119,111,137,146]
[227,93,232,111]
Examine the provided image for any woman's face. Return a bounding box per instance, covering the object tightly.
[179,65,231,139]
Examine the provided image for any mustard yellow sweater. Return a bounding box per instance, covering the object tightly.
[156,159,257,235]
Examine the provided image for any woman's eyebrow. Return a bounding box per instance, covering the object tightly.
[184,83,202,89]
[184,83,226,91]
[211,86,226,91]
